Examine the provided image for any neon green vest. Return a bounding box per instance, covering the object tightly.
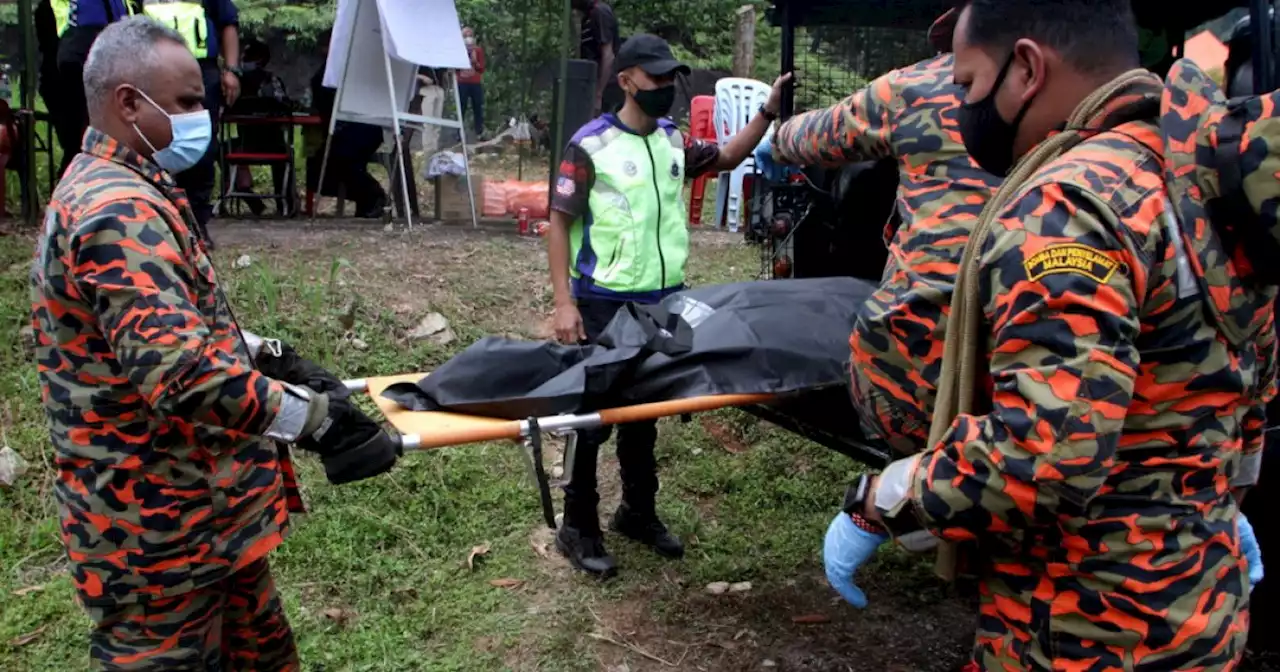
[51,0,135,36]
[52,0,71,34]
[142,1,209,59]
[570,118,690,300]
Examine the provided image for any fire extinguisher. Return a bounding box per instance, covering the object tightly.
[518,207,530,236]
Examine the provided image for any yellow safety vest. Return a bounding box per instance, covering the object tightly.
[51,0,70,35]
[50,0,136,36]
[142,1,209,59]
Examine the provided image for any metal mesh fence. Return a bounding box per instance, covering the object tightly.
[756,24,934,278]
[792,24,935,114]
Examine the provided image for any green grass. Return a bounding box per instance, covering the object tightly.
[0,227,962,671]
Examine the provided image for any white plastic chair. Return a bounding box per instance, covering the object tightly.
[713,77,771,232]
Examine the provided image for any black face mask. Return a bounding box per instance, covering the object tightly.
[958,53,1036,177]
[632,84,677,119]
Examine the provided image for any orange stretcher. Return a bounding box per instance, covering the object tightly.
[343,374,778,527]
[344,373,776,451]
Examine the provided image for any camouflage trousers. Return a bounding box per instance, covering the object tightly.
[85,559,299,671]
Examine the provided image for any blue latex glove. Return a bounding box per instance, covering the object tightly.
[1240,513,1264,592]
[753,136,795,182]
[823,512,889,608]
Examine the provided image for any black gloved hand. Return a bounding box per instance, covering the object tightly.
[297,393,402,485]
[256,339,346,397]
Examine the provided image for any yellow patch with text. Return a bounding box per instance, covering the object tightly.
[1023,244,1119,284]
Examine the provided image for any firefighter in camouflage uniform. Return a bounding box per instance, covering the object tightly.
[760,9,1002,459]
[827,0,1271,669]
[30,18,401,670]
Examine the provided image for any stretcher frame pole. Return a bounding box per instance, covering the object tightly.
[343,378,772,449]
[344,378,773,528]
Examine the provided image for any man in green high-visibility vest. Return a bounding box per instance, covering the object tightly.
[546,33,791,578]
[138,0,244,249]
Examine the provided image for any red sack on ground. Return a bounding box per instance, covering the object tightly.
[504,181,550,219]
[482,180,509,217]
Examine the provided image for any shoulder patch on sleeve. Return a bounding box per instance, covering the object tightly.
[1023,244,1120,284]
[556,176,576,197]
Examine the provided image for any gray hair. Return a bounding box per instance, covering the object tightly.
[83,16,189,111]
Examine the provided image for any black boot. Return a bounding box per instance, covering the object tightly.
[609,503,684,559]
[556,524,618,578]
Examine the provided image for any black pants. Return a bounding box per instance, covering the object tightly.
[52,58,90,179]
[458,83,484,138]
[306,122,388,218]
[174,63,222,241]
[562,297,660,532]
[1242,438,1279,655]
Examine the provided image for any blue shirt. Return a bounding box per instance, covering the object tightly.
[200,0,239,63]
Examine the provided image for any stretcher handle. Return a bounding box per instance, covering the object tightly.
[342,379,427,451]
[343,378,529,450]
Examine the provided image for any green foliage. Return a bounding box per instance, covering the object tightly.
[234,0,337,42]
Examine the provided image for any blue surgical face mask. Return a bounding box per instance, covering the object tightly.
[131,88,212,175]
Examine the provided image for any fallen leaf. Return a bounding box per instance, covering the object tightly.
[11,625,48,647]
[321,607,355,627]
[12,585,44,597]
[706,581,730,595]
[791,613,831,625]
[391,586,419,601]
[700,417,749,454]
[489,578,524,589]
[0,446,29,487]
[530,538,551,560]
[467,543,490,571]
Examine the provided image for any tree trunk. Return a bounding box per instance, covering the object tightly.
[733,5,756,78]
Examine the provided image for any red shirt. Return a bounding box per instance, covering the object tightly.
[458,45,486,84]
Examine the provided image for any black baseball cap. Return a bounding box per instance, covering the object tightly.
[615,34,691,77]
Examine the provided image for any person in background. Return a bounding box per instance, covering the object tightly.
[33,18,400,668]
[140,0,243,249]
[548,33,791,579]
[51,0,134,179]
[572,0,622,115]
[35,0,72,177]
[308,60,388,218]
[227,38,291,216]
[457,26,486,140]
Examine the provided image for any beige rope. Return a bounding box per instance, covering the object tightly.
[927,69,1155,580]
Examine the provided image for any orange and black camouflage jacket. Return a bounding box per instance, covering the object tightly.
[773,53,1002,456]
[31,129,309,607]
[877,70,1272,670]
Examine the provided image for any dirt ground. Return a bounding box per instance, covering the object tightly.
[5,218,1276,671]
[212,220,979,672]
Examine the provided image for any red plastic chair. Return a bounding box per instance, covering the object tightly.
[218,116,299,217]
[687,95,716,227]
